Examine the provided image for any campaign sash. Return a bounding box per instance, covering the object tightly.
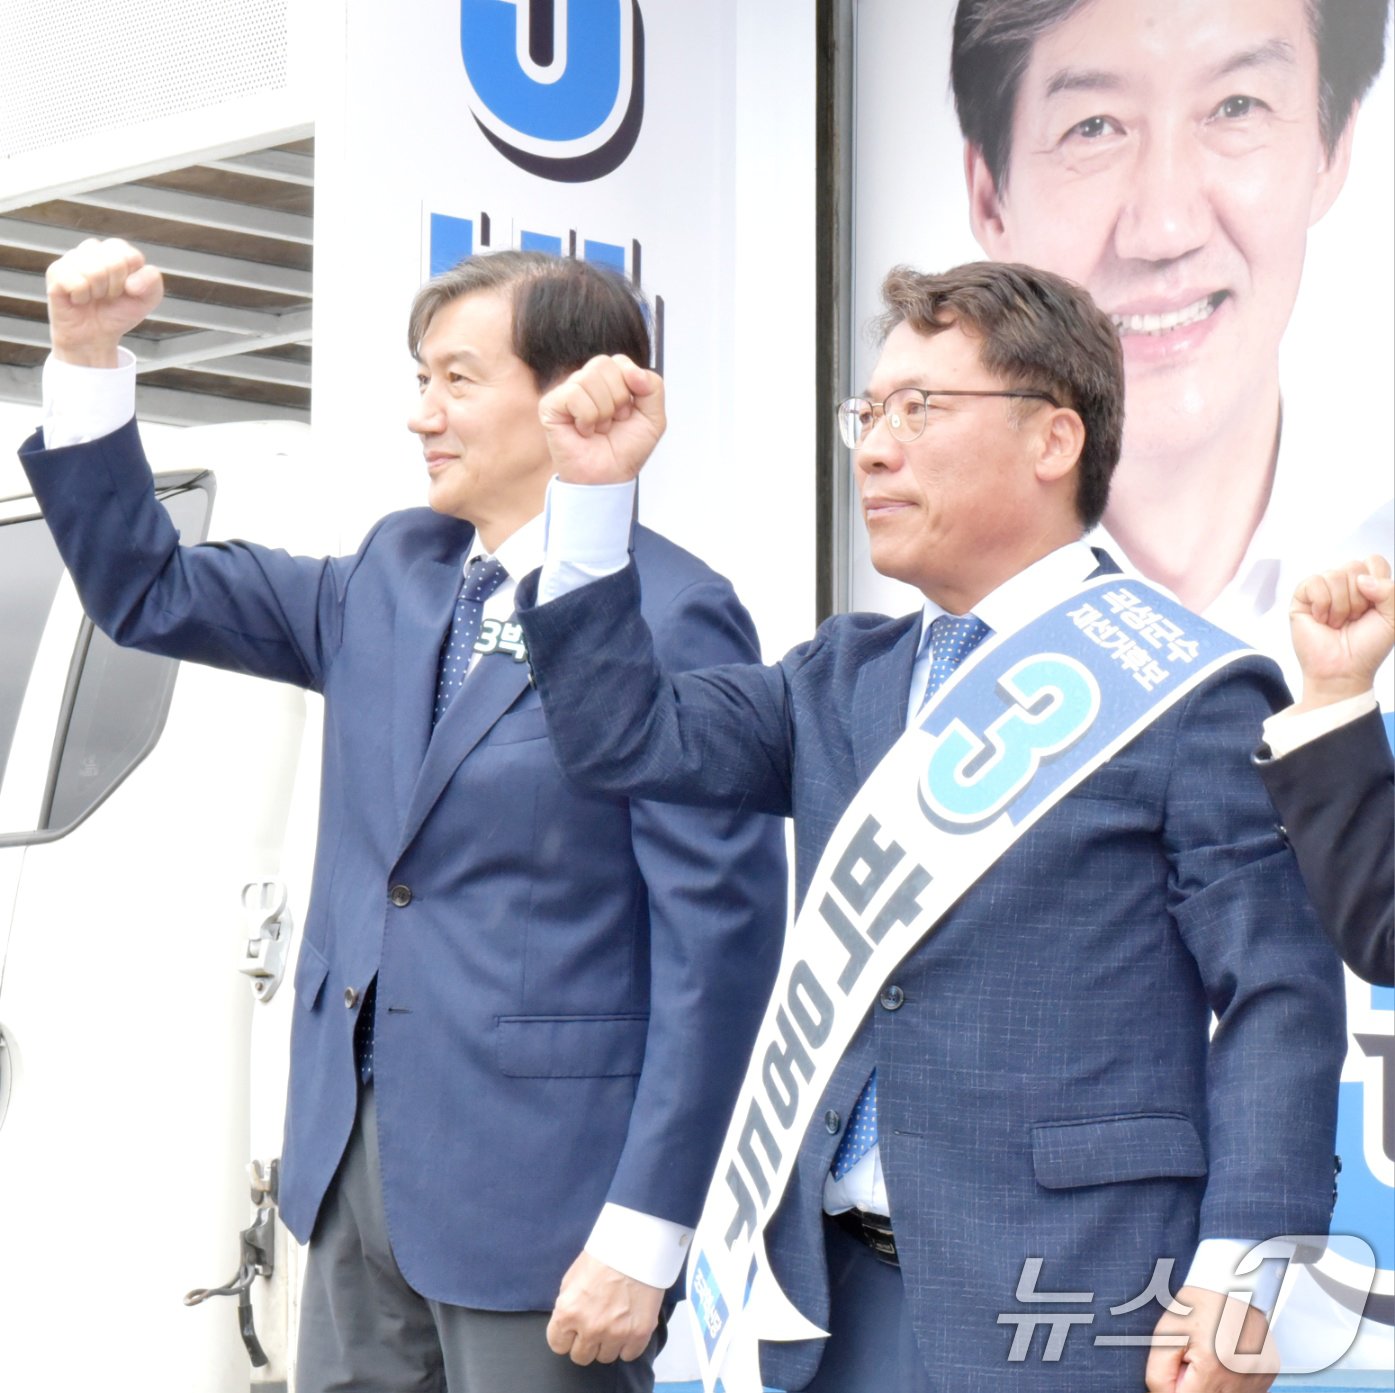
[685,575,1254,1393]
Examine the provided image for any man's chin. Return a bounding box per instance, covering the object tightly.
[425,480,467,518]
[1116,379,1270,468]
[866,548,925,593]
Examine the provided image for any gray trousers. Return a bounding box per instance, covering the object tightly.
[296,1085,660,1393]
[799,1217,931,1393]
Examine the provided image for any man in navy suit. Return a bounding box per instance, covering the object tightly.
[21,239,785,1391]
[1257,556,1394,986]
[514,262,1347,1391]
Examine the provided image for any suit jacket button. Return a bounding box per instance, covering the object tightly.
[344,987,358,1008]
[824,1110,841,1135]
[389,884,412,907]
[880,984,905,1011]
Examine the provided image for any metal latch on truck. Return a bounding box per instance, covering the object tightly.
[184,1159,280,1368]
[239,878,293,1000]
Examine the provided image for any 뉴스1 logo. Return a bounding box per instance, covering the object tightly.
[460,0,644,183]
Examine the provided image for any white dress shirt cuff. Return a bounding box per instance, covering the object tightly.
[42,348,138,448]
[1262,691,1378,760]
[1184,1238,1293,1318]
[537,477,636,604]
[583,1203,692,1290]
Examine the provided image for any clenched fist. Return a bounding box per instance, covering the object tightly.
[46,237,164,367]
[538,353,666,486]
[1289,555,1394,710]
[546,1250,663,1365]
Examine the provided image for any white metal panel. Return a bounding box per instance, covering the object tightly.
[0,419,326,1389]
[0,0,314,212]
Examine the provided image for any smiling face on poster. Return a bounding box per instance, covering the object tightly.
[961,0,1356,587]
[956,0,1391,609]
[849,0,1392,696]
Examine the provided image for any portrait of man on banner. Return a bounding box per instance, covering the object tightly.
[948,0,1392,682]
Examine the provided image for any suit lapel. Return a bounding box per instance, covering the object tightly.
[850,617,921,784]
[392,554,464,822]
[398,644,533,854]
[1087,546,1122,579]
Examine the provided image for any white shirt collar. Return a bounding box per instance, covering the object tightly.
[464,510,547,582]
[914,539,1100,650]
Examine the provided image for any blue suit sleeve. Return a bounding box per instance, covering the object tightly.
[602,569,787,1229]
[18,420,365,693]
[1162,660,1348,1241]
[518,559,796,817]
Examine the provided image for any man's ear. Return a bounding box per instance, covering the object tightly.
[966,142,1011,257]
[1308,103,1358,227]
[1035,407,1086,486]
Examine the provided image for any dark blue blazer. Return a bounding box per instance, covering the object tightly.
[19,422,785,1310]
[1257,708,1394,986]
[517,560,1347,1391]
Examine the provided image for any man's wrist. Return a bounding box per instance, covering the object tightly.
[1185,1238,1292,1319]
[583,1202,690,1290]
[1262,690,1377,759]
[51,343,122,369]
[1294,680,1376,712]
[536,476,635,605]
[42,347,138,448]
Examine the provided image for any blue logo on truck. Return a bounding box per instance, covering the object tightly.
[460,0,644,182]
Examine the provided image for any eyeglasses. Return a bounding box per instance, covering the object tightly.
[836,387,1061,448]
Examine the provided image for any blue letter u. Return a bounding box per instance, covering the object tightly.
[462,0,625,145]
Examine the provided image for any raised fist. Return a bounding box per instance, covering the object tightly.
[538,354,666,486]
[1289,555,1395,708]
[46,237,164,367]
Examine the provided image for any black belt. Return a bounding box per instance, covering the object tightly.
[831,1208,899,1266]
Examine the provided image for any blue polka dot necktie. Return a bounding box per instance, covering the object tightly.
[917,611,992,716]
[830,611,991,1181]
[432,554,509,727]
[353,554,511,1085]
[831,1068,880,1181]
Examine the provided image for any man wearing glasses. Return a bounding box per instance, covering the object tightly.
[512,260,1345,1392]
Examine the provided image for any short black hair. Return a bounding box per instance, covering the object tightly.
[876,260,1124,529]
[408,250,651,390]
[952,0,1391,191]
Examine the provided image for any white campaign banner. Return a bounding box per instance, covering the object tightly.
[317,0,815,660]
[685,575,1252,1392]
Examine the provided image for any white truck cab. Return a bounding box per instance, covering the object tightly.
[0,422,324,1390]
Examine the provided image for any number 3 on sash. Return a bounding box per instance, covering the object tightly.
[919,654,1100,827]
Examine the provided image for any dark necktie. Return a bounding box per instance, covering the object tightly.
[830,611,992,1182]
[354,553,511,1084]
[433,554,509,726]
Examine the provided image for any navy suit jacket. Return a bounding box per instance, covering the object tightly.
[1257,708,1394,986]
[517,559,1347,1391]
[19,422,785,1309]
